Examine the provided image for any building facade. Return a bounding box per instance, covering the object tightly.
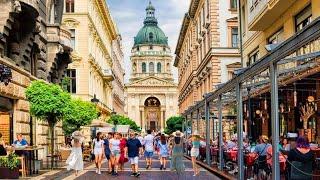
[174,0,241,134]
[239,0,320,141]
[112,35,125,115]
[125,2,178,132]
[0,0,72,157]
[62,0,119,119]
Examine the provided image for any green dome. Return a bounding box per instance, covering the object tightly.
[134,1,168,46]
[134,25,168,46]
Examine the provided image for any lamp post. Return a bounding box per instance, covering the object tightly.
[90,94,99,137]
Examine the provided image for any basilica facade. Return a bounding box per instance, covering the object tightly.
[125,2,178,132]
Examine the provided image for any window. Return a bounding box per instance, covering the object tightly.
[137,46,140,51]
[142,62,146,73]
[295,5,312,32]
[163,47,166,51]
[149,45,153,50]
[149,32,154,42]
[149,62,154,73]
[70,29,75,49]
[247,49,259,66]
[66,0,74,13]
[230,0,237,9]
[157,62,161,73]
[231,27,239,47]
[206,0,210,18]
[268,28,284,44]
[66,69,76,93]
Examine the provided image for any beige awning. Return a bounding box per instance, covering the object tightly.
[89,119,113,127]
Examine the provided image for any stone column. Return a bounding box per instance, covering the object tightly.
[160,109,163,132]
[140,107,145,133]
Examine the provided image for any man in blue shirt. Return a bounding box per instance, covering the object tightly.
[104,132,113,174]
[13,134,28,148]
[126,131,142,177]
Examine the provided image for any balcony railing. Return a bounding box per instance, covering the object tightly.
[102,69,114,81]
[248,0,295,31]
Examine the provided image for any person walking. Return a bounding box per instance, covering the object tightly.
[93,132,104,175]
[189,130,201,176]
[109,132,121,176]
[103,132,113,174]
[119,134,128,171]
[143,129,154,169]
[126,131,142,177]
[66,131,84,176]
[170,130,185,178]
[158,134,169,170]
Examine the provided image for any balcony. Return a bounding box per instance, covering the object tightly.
[248,0,295,31]
[102,69,114,81]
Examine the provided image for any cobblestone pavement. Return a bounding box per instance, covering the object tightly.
[32,155,221,180]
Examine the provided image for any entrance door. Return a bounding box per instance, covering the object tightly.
[150,121,156,131]
[0,112,10,144]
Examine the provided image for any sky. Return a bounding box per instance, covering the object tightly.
[107,0,191,83]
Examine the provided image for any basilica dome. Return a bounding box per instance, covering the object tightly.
[134,1,168,46]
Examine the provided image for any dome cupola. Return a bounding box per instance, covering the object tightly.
[134,1,168,47]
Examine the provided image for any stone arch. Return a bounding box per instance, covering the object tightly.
[144,96,161,131]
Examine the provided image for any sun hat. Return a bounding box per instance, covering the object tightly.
[172,130,184,137]
[72,131,84,141]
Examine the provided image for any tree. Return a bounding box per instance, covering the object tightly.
[26,80,71,169]
[107,115,140,132]
[63,98,98,135]
[164,116,185,135]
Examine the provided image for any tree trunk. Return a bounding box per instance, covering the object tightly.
[48,120,56,169]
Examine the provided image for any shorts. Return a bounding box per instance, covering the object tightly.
[191,148,199,157]
[129,156,139,165]
[144,151,154,158]
[105,154,110,160]
[111,150,120,157]
[94,148,103,155]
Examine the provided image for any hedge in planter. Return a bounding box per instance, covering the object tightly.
[0,153,20,179]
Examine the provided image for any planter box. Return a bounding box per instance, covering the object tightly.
[0,167,19,179]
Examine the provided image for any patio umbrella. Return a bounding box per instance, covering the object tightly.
[89,119,112,127]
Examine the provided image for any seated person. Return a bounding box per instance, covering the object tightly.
[0,133,7,156]
[13,134,28,148]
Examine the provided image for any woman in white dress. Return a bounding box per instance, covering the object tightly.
[109,132,121,176]
[66,131,84,176]
[93,132,104,174]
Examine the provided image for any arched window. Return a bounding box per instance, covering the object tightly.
[149,62,154,73]
[149,32,154,42]
[157,62,161,73]
[142,62,146,73]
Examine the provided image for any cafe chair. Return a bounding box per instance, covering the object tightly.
[17,156,26,178]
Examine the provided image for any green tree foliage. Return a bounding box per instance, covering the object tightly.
[107,115,140,132]
[63,98,98,135]
[26,80,71,169]
[164,116,185,134]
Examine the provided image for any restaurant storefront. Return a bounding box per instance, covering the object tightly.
[182,17,320,179]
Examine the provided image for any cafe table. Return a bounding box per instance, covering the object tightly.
[14,146,44,175]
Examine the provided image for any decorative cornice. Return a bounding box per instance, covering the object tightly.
[62,18,80,28]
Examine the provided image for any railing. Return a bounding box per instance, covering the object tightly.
[248,0,268,25]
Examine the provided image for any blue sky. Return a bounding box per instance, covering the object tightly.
[107,0,191,83]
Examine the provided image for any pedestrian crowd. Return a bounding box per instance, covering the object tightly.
[65,129,189,177]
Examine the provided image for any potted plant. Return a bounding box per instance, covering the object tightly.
[0,153,19,179]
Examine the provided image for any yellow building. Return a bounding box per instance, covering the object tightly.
[62,0,120,118]
[239,0,320,138]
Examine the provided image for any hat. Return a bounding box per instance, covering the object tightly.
[72,131,84,140]
[191,130,200,137]
[172,130,184,137]
[261,135,269,143]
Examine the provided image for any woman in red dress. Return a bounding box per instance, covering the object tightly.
[118,134,127,171]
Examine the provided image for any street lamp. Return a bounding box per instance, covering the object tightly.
[91,94,100,104]
[0,64,12,86]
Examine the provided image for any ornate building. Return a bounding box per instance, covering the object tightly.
[0,0,72,158]
[112,35,125,115]
[174,0,241,134]
[125,2,178,132]
[62,0,119,119]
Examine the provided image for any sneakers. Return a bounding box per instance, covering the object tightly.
[135,172,141,177]
[97,170,101,175]
[95,169,98,173]
[112,172,118,176]
[160,164,163,170]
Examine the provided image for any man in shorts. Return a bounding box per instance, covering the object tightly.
[126,131,142,177]
[143,130,154,169]
[103,133,113,174]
